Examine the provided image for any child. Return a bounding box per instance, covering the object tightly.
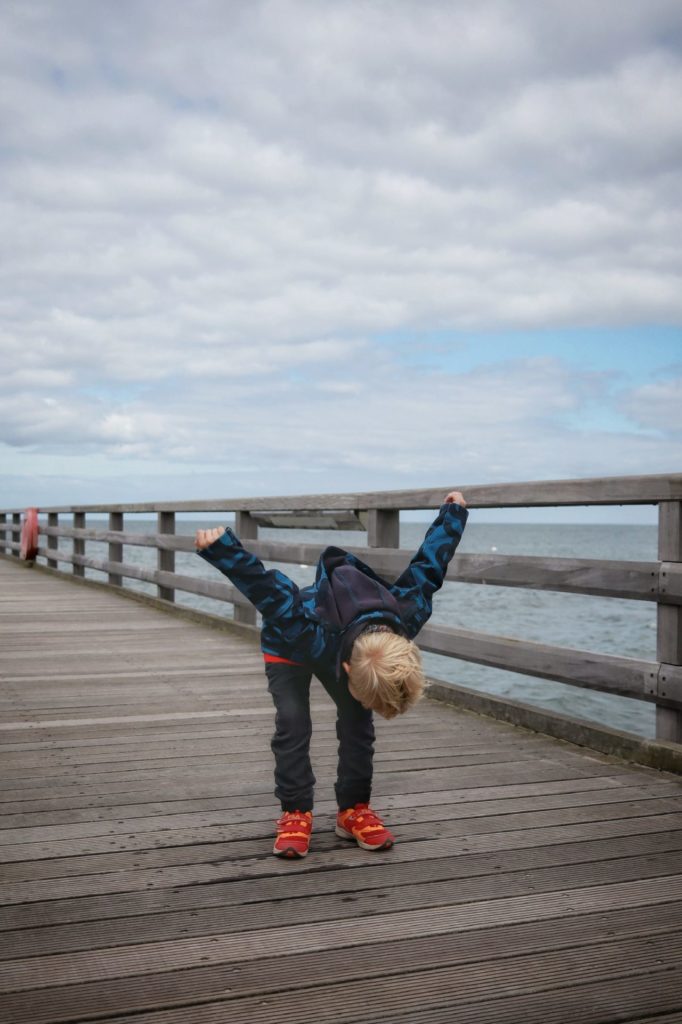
[196,490,468,858]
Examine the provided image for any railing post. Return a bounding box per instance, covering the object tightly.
[12,513,21,557]
[234,511,257,625]
[108,512,123,586]
[73,512,85,577]
[47,513,59,569]
[657,501,682,743]
[158,511,175,602]
[0,513,5,555]
[367,509,400,549]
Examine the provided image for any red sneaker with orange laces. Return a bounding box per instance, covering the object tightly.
[273,810,313,858]
[336,803,394,850]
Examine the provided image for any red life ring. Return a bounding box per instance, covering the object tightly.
[20,507,39,560]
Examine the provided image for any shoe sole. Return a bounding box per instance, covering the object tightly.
[335,824,393,851]
[273,845,308,858]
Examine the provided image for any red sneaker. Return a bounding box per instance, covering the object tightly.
[336,803,394,850]
[273,810,313,858]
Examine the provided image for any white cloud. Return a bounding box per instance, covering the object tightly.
[0,0,680,506]
[618,376,682,435]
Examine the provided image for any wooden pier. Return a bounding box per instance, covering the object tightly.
[2,555,682,1023]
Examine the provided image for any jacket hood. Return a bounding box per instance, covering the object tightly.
[313,547,401,629]
[313,547,409,679]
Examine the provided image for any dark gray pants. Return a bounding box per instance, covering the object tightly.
[264,662,375,812]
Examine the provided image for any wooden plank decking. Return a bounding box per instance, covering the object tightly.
[1,556,682,1024]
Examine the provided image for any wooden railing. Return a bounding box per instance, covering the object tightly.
[2,472,681,746]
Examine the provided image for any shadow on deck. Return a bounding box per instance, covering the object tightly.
[1,557,682,1024]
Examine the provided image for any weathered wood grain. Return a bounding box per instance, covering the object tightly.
[1,556,681,1023]
[2,908,682,1023]
[72,511,85,579]
[367,508,400,548]
[7,471,682,512]
[35,525,682,603]
[249,510,366,530]
[157,511,175,603]
[24,544,680,709]
[31,547,252,608]
[0,908,680,1024]
[4,850,682,962]
[657,501,682,741]
[419,622,682,707]
[233,511,257,626]
[46,512,58,570]
[108,511,123,587]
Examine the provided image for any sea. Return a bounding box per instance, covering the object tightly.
[72,519,659,740]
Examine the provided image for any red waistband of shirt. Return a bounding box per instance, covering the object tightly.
[263,653,304,666]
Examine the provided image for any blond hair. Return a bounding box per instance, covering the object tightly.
[348,631,425,719]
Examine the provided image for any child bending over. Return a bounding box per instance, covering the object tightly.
[195,490,467,858]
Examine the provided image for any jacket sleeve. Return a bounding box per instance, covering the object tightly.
[198,528,301,625]
[393,503,468,637]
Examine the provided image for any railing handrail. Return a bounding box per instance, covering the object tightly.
[1,471,681,515]
[1,471,680,747]
[16,523,682,604]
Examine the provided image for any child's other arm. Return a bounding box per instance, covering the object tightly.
[393,491,468,635]
[195,526,300,625]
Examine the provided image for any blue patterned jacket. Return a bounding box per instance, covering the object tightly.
[198,502,467,679]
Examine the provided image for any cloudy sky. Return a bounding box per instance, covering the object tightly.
[1,0,681,519]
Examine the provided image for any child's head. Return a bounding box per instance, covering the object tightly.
[344,629,425,719]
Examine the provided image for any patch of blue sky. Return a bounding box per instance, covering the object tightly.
[556,406,649,436]
[375,325,682,382]
[80,384,148,402]
[49,67,67,89]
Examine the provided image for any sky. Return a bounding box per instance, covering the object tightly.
[1,0,681,522]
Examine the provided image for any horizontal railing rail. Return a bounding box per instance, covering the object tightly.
[15,525,682,604]
[2,471,681,745]
[2,472,681,515]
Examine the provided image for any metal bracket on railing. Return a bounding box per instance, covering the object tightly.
[656,664,682,707]
[248,510,367,531]
[659,562,682,602]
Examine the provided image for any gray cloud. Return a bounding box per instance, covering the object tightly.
[618,374,682,434]
[1,0,680,504]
